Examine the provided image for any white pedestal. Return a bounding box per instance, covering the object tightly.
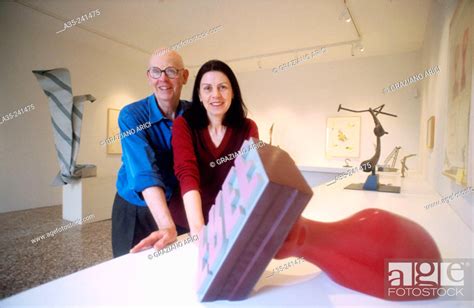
[298,165,348,187]
[62,176,116,223]
[5,177,473,307]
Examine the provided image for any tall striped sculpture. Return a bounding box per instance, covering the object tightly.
[33,68,96,186]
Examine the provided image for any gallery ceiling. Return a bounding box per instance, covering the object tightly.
[14,0,433,73]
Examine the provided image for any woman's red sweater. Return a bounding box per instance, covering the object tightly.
[168,116,259,229]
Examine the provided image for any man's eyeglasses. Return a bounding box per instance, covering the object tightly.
[147,66,183,79]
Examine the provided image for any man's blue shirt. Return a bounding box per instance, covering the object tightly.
[116,94,191,206]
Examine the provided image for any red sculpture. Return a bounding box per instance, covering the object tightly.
[196,139,442,302]
[275,208,442,300]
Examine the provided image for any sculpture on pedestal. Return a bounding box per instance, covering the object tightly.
[337,104,401,193]
[401,154,417,177]
[33,68,97,185]
[378,146,401,172]
[269,123,274,145]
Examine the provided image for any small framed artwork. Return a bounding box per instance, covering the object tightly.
[107,108,122,155]
[426,116,435,149]
[326,116,361,158]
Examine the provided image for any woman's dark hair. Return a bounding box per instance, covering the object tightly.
[183,59,247,129]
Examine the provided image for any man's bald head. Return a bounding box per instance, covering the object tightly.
[149,48,185,69]
[147,47,189,115]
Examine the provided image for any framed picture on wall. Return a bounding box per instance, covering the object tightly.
[326,116,361,158]
[427,116,435,149]
[443,0,472,185]
[107,108,122,155]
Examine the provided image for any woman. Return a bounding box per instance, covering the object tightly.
[169,59,259,237]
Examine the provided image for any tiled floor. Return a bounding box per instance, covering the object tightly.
[0,205,113,299]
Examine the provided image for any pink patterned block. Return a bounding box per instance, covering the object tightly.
[197,138,313,302]
[221,168,243,237]
[196,226,209,287]
[234,154,262,206]
[207,194,225,269]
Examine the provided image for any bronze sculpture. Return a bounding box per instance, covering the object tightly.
[337,104,400,193]
[400,154,416,177]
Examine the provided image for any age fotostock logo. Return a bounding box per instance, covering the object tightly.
[385,259,472,301]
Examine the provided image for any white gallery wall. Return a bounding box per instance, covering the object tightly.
[0,0,424,214]
[233,51,422,169]
[0,2,153,213]
[2,0,457,216]
[418,0,473,229]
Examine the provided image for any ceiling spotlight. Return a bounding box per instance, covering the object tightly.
[351,42,365,56]
[339,8,352,23]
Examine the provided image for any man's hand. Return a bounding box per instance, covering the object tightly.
[130,227,177,253]
[136,186,178,253]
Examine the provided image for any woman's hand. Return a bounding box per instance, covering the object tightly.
[190,224,204,245]
[183,190,205,245]
[190,224,204,238]
[130,227,177,253]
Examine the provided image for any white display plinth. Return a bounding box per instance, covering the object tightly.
[4,174,472,306]
[298,165,348,187]
[62,176,116,223]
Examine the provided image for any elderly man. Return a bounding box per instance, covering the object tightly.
[112,49,190,258]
